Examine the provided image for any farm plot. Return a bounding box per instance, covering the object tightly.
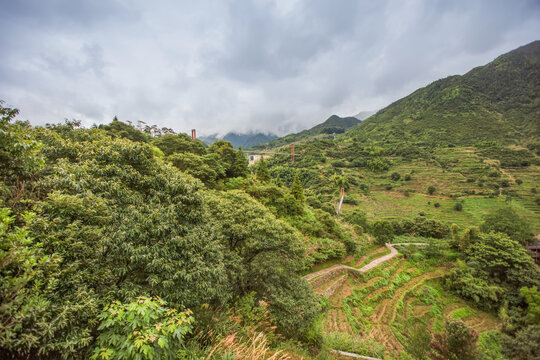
[308,245,501,359]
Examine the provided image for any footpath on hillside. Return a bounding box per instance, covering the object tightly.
[304,242,427,281]
[304,242,428,360]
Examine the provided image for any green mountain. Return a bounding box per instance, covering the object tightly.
[253,114,360,149]
[347,40,540,147]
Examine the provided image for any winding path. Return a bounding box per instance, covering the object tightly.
[305,242,428,359]
[304,243,427,282]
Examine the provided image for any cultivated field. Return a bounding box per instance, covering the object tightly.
[307,244,500,359]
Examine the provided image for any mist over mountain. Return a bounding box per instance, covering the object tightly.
[199,131,278,149]
[352,110,376,120]
[253,114,361,149]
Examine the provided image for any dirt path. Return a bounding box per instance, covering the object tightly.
[305,243,428,358]
[304,243,427,283]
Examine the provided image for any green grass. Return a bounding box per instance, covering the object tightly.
[450,306,477,320]
[341,191,539,231]
[324,247,501,359]
[354,247,391,268]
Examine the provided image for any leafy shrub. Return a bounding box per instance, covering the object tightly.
[390,172,401,181]
[392,217,449,238]
[353,225,364,235]
[343,209,368,229]
[445,261,504,310]
[454,202,463,211]
[404,174,411,181]
[480,208,533,245]
[0,208,60,354]
[489,170,501,177]
[92,297,194,360]
[434,202,441,208]
[343,197,358,205]
[372,220,394,244]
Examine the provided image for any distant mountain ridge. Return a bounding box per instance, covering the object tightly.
[252,114,361,149]
[199,132,278,149]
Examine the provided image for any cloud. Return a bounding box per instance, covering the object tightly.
[0,0,539,135]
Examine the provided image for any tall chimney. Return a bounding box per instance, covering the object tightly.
[191,129,196,139]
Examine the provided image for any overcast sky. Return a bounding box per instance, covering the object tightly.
[1,0,539,136]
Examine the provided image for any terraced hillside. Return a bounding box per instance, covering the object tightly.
[306,244,501,359]
[260,41,540,234]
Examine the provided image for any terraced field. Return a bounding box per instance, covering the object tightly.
[307,245,501,359]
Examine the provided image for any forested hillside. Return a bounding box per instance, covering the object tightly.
[348,41,540,146]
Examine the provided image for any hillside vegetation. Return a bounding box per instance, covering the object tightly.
[348,40,540,146]
[1,41,539,360]
[253,115,361,149]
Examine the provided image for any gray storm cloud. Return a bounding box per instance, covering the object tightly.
[0,0,539,136]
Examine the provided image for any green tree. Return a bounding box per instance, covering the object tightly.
[427,185,436,195]
[465,232,536,283]
[255,157,271,182]
[169,152,225,187]
[208,141,248,178]
[372,220,394,245]
[457,227,478,251]
[501,325,540,360]
[520,286,540,325]
[332,173,350,190]
[151,133,206,156]
[290,174,305,202]
[203,191,319,339]
[98,117,150,143]
[0,103,43,187]
[0,208,59,352]
[344,209,368,229]
[22,129,230,357]
[480,208,534,245]
[445,261,505,310]
[92,297,193,360]
[429,320,478,360]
